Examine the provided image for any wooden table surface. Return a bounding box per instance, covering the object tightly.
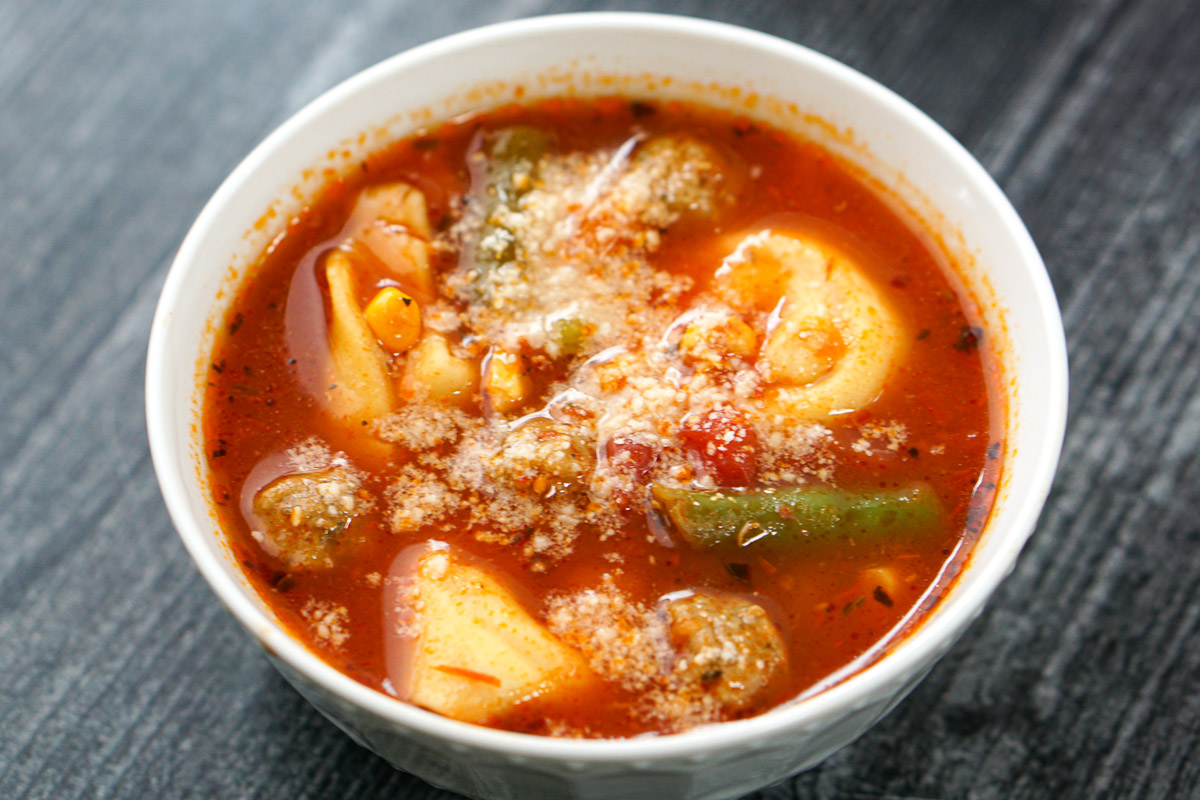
[2,1,1197,797]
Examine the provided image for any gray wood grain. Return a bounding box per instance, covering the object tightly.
[2,1,1197,798]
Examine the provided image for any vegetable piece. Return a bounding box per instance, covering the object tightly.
[629,135,726,218]
[716,232,905,420]
[651,482,945,554]
[387,547,593,724]
[481,126,553,211]
[567,134,728,255]
[483,348,532,413]
[678,408,758,487]
[663,592,787,712]
[462,126,552,299]
[399,332,478,401]
[325,250,395,424]
[364,287,422,354]
[605,435,656,479]
[548,317,588,357]
[251,468,364,568]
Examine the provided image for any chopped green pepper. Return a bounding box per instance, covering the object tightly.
[650,482,945,554]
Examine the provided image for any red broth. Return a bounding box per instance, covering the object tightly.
[203,98,996,737]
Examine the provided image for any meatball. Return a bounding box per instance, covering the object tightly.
[663,592,787,713]
[623,135,728,226]
[252,467,365,568]
[490,419,595,496]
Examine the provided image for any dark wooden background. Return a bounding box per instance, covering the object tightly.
[2,0,1197,797]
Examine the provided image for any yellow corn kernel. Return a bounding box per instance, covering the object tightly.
[365,287,422,354]
[484,348,532,413]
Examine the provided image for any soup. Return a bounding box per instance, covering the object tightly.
[203,97,997,737]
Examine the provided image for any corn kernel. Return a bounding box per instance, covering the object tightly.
[365,287,421,354]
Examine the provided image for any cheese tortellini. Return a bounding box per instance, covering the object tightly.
[715,231,905,420]
[324,182,438,428]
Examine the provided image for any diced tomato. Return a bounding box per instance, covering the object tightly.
[679,408,758,487]
[605,435,657,480]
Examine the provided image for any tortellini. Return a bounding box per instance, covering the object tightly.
[351,182,435,300]
[324,250,395,425]
[323,182,437,428]
[715,231,905,420]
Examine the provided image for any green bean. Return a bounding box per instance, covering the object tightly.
[464,126,552,301]
[481,126,551,210]
[650,482,945,554]
[549,317,586,355]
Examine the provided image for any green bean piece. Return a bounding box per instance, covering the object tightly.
[650,482,945,555]
[549,317,587,355]
[482,126,552,210]
[464,126,552,300]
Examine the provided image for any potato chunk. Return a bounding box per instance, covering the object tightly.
[483,348,532,413]
[664,592,787,712]
[387,547,593,724]
[399,332,478,401]
[251,467,364,568]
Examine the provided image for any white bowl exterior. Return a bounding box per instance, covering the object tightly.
[147,13,1067,800]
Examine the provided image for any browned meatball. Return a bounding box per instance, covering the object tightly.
[490,419,595,496]
[663,592,788,713]
[252,467,366,568]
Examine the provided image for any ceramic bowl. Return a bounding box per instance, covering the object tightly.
[146,13,1067,800]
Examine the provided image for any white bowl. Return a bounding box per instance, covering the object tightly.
[146,13,1067,800]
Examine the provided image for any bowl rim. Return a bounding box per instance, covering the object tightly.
[146,10,1068,762]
